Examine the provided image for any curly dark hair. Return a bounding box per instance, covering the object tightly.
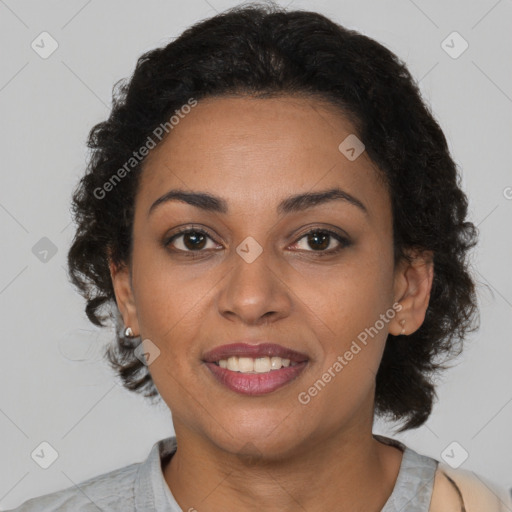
[67,1,479,431]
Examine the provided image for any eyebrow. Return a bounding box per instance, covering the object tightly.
[148,187,368,217]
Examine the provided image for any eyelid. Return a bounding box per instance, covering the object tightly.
[292,224,350,242]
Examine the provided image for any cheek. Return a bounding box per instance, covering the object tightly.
[296,264,395,424]
[299,244,395,393]
[132,262,207,404]
[294,247,394,338]
[129,244,226,402]
[131,240,208,336]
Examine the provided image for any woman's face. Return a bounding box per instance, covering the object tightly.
[111,95,426,457]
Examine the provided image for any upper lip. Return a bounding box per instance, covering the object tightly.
[202,342,309,363]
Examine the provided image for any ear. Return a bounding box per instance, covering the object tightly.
[390,249,434,337]
[109,258,140,336]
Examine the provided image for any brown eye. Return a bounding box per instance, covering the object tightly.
[306,231,330,251]
[293,229,351,255]
[165,228,219,252]
[182,231,207,250]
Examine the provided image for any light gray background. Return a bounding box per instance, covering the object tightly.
[1,0,511,508]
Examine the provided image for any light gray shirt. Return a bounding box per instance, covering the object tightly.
[6,435,438,511]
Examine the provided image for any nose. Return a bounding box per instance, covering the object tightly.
[217,246,292,326]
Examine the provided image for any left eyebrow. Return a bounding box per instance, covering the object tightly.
[147,186,368,217]
[277,187,368,216]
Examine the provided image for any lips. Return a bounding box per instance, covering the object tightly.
[202,342,309,396]
[202,342,309,363]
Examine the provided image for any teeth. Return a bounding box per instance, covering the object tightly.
[238,357,254,372]
[216,356,294,373]
[227,356,238,371]
[270,356,282,370]
[254,357,271,373]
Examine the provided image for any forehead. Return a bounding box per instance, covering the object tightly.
[136,95,389,221]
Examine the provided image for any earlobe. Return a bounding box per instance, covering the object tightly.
[391,250,434,337]
[109,259,140,336]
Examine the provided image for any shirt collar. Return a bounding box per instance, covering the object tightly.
[134,434,438,512]
[134,436,181,512]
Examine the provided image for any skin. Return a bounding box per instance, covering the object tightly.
[110,95,434,512]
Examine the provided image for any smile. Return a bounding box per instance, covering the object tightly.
[202,342,309,395]
[216,356,297,373]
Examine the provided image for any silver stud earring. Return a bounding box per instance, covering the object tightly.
[399,319,406,335]
[124,326,134,338]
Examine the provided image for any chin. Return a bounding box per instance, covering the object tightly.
[204,412,309,461]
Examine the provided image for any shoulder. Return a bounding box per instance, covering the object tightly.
[429,463,512,512]
[5,460,140,512]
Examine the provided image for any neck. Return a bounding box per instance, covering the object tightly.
[163,422,403,512]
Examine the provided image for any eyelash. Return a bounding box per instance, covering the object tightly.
[164,226,351,258]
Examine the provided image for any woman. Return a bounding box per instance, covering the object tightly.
[8,2,511,511]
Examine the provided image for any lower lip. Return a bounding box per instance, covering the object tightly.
[204,362,307,395]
